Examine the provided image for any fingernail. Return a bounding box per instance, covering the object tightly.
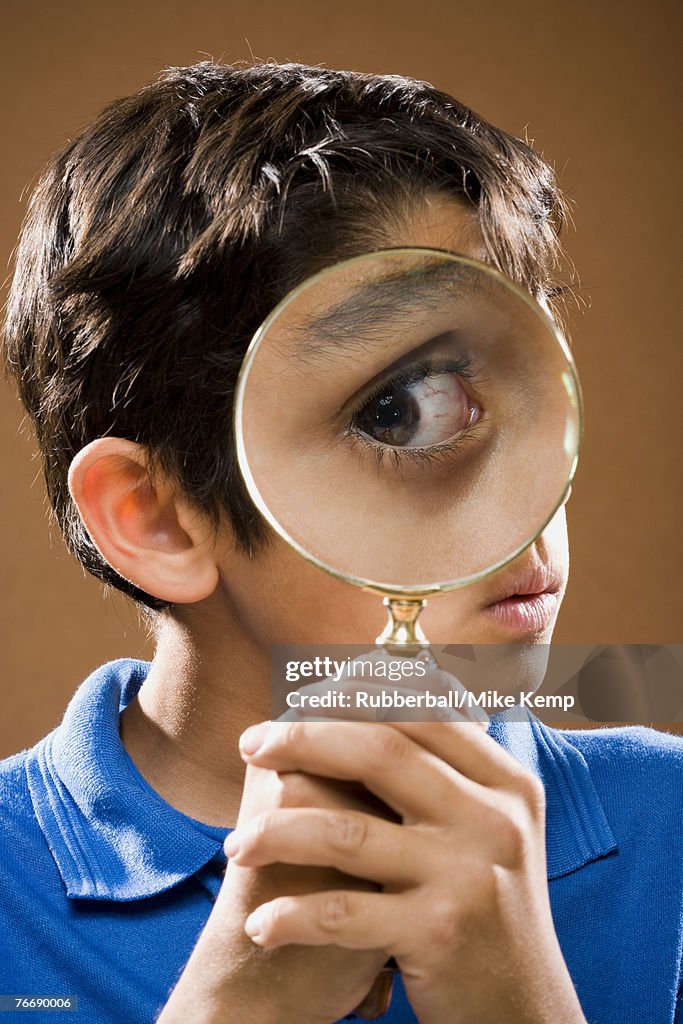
[239,721,270,756]
[245,907,267,941]
[224,832,240,858]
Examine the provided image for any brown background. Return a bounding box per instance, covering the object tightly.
[1,0,681,757]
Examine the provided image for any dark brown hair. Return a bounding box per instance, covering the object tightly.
[3,61,569,609]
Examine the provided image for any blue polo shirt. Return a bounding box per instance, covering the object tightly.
[0,660,681,1023]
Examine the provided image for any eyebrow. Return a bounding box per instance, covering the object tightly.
[290,258,489,359]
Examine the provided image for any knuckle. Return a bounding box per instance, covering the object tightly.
[277,771,313,808]
[324,811,367,852]
[318,891,350,933]
[280,720,305,750]
[252,810,277,841]
[511,766,545,807]
[493,808,529,866]
[261,897,289,941]
[523,773,546,812]
[367,726,409,772]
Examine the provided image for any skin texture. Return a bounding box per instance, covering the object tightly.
[68,197,584,1022]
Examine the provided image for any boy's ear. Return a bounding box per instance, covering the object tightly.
[67,438,220,604]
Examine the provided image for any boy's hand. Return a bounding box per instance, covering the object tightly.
[227,718,588,1024]
[157,762,391,1024]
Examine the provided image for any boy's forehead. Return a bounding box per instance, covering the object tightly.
[264,196,496,360]
[387,195,491,264]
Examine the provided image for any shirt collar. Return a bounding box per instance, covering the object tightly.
[26,659,229,901]
[26,660,617,902]
[488,708,618,880]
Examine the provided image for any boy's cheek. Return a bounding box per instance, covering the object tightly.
[214,505,569,649]
[540,505,570,588]
[214,539,387,646]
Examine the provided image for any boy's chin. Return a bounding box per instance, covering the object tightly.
[437,641,554,701]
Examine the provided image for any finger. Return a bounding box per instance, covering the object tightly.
[237,764,395,825]
[429,669,490,723]
[225,807,435,886]
[334,647,486,705]
[244,889,407,953]
[240,719,480,821]
[387,720,537,791]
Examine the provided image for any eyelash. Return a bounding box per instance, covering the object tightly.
[345,355,483,468]
[346,429,482,472]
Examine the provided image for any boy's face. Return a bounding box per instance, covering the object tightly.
[209,195,570,651]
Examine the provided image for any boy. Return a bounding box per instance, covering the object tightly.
[1,62,681,1023]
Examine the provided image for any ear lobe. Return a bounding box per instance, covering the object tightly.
[68,438,219,604]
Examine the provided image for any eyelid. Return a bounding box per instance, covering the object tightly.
[344,421,484,474]
[352,356,475,418]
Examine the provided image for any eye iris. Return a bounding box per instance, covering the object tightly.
[358,388,418,444]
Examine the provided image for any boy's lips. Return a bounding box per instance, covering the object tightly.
[481,564,563,636]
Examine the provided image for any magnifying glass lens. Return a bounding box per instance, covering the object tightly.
[236,249,581,595]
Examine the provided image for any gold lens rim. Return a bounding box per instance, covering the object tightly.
[233,246,583,599]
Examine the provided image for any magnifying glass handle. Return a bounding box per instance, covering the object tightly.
[350,959,398,1019]
[376,597,430,650]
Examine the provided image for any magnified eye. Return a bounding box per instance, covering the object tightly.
[351,361,481,449]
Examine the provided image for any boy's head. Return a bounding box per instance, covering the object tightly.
[4,61,569,625]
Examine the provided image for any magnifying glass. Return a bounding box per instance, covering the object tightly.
[235,248,581,646]
[234,247,582,1017]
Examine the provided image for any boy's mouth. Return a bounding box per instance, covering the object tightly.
[481,564,563,636]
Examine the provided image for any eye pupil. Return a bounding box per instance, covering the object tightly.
[377,393,406,424]
[359,389,418,443]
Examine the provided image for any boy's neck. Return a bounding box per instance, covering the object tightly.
[119,604,270,828]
